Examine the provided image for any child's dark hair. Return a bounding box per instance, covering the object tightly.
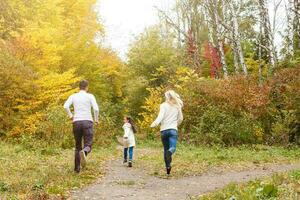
[126,116,137,133]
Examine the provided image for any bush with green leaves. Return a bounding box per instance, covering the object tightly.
[200,170,300,200]
[189,106,261,146]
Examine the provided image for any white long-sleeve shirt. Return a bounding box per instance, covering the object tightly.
[63,90,99,122]
[123,123,136,147]
[151,102,183,131]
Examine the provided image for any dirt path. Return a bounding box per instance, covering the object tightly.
[71,150,300,200]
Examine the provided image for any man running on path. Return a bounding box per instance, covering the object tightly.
[64,80,99,173]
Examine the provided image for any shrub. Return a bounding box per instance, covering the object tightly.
[9,105,119,148]
[94,116,120,146]
[267,67,300,144]
[188,106,261,146]
[138,66,299,146]
[35,106,73,148]
[270,110,298,145]
[176,75,269,145]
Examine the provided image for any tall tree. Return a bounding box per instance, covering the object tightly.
[210,0,229,78]
[257,0,277,71]
[286,0,295,56]
[157,0,208,72]
[293,0,300,52]
[228,0,248,75]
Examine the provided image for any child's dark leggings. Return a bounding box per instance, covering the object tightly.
[124,146,134,161]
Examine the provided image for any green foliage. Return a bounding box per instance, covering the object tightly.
[128,27,179,87]
[267,67,300,145]
[137,142,300,178]
[190,106,260,145]
[125,28,181,118]
[35,106,73,148]
[270,110,298,144]
[0,181,9,192]
[0,142,116,199]
[200,170,300,200]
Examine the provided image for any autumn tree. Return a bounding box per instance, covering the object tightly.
[0,0,126,139]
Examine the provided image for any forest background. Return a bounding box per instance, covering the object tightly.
[0,0,299,198]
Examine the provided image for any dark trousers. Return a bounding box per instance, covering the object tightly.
[161,129,178,168]
[124,146,134,161]
[73,120,94,171]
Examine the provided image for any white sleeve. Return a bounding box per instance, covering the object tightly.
[63,95,73,118]
[90,95,99,122]
[177,108,183,125]
[151,104,166,128]
[123,126,130,138]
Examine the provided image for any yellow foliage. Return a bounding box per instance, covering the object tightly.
[10,69,80,137]
[9,112,43,137]
[171,66,200,89]
[245,58,268,76]
[16,69,80,112]
[1,0,124,139]
[99,50,125,98]
[138,87,164,137]
[34,69,81,107]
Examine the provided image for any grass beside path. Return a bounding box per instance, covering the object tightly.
[136,141,300,178]
[1,140,300,199]
[198,170,300,200]
[0,142,117,199]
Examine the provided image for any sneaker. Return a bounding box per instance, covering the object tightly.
[80,150,87,168]
[166,167,172,175]
[128,161,133,168]
[123,159,128,164]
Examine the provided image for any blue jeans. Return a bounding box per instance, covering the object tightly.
[124,146,134,161]
[161,129,178,168]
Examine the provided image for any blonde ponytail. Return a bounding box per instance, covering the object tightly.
[165,90,183,108]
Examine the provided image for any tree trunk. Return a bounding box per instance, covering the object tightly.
[229,0,247,75]
[258,0,276,71]
[231,20,239,74]
[212,0,228,78]
[258,23,263,84]
[294,0,300,50]
[233,41,240,74]
[287,0,294,56]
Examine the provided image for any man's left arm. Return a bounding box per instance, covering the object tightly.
[91,95,99,123]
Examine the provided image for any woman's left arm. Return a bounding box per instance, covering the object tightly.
[177,108,183,125]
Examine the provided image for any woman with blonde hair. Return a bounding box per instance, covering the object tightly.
[151,90,183,175]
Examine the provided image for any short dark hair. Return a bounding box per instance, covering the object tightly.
[79,80,89,90]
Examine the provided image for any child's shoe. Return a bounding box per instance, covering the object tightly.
[128,161,132,167]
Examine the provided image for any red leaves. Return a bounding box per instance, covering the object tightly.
[186,29,201,74]
[187,29,197,55]
[203,41,221,79]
